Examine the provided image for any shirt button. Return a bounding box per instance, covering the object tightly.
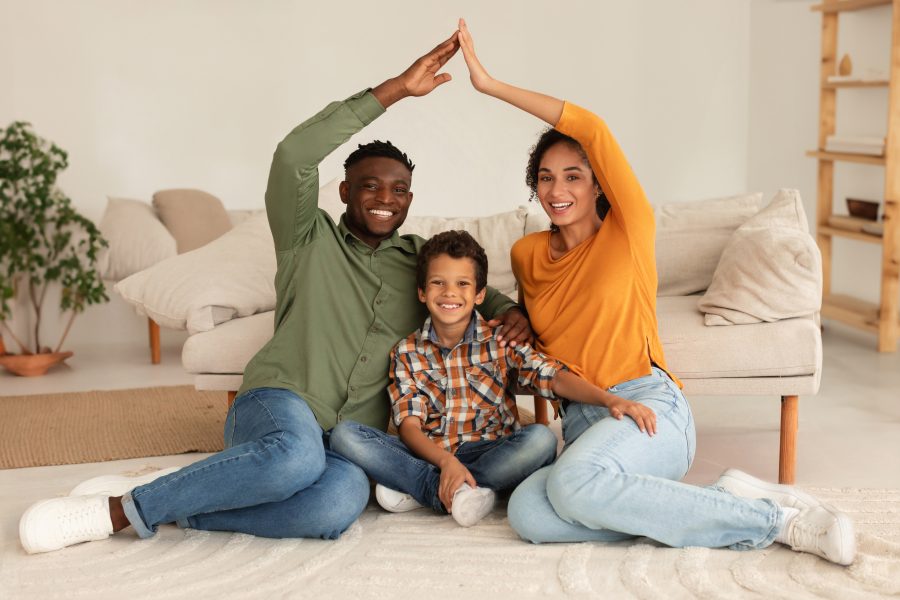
[349,385,356,392]
[360,356,368,363]
[375,299,383,305]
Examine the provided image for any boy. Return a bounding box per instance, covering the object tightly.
[330,230,656,527]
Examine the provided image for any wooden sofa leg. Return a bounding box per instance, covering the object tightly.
[148,318,161,364]
[227,391,237,410]
[533,396,549,425]
[779,395,799,485]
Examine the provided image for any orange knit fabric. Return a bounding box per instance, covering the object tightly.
[511,102,682,391]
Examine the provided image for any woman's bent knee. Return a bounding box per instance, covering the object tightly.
[507,469,552,544]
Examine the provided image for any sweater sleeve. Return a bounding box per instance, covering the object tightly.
[554,102,656,282]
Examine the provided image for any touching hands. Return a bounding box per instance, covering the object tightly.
[372,31,460,108]
[605,394,657,436]
[438,455,477,511]
[487,307,533,348]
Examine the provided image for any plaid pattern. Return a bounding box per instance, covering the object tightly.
[389,311,566,452]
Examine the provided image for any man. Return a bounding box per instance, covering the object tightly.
[20,31,530,553]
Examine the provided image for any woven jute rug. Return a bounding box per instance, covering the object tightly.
[0,386,226,469]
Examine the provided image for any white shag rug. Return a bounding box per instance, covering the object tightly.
[2,485,898,599]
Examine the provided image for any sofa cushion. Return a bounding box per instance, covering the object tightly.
[97,197,177,281]
[183,296,822,381]
[658,296,820,379]
[116,211,276,334]
[183,311,274,373]
[152,189,234,253]
[698,189,821,326]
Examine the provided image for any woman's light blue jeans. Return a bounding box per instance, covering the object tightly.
[508,368,784,550]
[120,387,370,540]
[330,421,558,514]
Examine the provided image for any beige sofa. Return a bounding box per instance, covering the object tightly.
[117,184,822,484]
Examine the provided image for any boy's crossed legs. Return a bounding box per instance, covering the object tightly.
[330,420,557,525]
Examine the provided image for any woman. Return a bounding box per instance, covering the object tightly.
[456,18,855,565]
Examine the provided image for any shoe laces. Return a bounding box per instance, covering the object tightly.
[60,500,108,543]
[789,518,824,553]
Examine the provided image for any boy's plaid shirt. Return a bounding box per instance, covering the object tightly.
[389,311,566,452]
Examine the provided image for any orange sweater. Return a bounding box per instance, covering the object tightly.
[511,102,681,391]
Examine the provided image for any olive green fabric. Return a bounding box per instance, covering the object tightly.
[239,90,516,430]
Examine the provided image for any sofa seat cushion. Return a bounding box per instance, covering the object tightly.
[182,311,274,374]
[658,296,821,379]
[184,296,821,384]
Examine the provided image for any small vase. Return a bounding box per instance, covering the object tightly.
[0,351,73,377]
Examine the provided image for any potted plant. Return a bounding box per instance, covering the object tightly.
[0,121,108,376]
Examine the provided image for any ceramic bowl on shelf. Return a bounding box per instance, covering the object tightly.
[846,198,879,221]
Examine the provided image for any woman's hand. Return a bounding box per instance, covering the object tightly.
[458,18,494,93]
[438,455,477,511]
[605,394,657,436]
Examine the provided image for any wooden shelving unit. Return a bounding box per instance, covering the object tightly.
[810,0,900,352]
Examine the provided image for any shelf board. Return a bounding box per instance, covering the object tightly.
[812,0,892,12]
[819,225,883,243]
[823,79,890,88]
[806,150,886,165]
[822,294,881,333]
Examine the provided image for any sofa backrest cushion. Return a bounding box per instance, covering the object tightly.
[97,197,178,282]
[152,189,234,253]
[698,189,822,326]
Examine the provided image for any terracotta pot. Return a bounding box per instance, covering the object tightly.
[0,335,6,356]
[0,351,73,377]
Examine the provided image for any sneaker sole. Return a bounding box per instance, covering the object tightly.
[718,469,820,510]
[69,467,180,497]
[374,485,422,513]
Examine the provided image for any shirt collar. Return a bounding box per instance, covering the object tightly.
[338,215,417,255]
[417,310,492,351]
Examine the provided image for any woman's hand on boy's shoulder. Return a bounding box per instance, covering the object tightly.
[488,307,533,348]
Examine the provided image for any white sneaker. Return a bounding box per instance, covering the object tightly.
[450,484,495,527]
[69,466,181,497]
[782,504,856,565]
[715,468,821,510]
[375,484,422,513]
[19,495,113,554]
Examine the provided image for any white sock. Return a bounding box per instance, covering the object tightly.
[774,507,800,544]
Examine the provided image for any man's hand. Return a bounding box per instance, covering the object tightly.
[372,32,460,109]
[438,455,476,511]
[487,307,533,348]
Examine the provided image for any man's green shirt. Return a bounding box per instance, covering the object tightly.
[239,89,517,431]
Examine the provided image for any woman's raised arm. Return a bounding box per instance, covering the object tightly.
[458,18,564,127]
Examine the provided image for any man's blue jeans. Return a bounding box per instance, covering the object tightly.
[330,421,558,514]
[507,368,784,550]
[120,387,370,540]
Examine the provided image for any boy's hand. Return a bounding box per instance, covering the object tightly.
[488,307,533,348]
[605,395,657,436]
[438,456,476,511]
[372,32,460,108]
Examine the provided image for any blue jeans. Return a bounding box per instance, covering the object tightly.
[330,420,558,514]
[120,387,370,540]
[508,368,784,550]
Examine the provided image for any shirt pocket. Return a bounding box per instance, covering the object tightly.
[414,368,447,418]
[465,364,503,411]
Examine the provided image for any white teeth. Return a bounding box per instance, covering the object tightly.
[369,209,393,217]
[439,303,462,309]
[551,202,573,209]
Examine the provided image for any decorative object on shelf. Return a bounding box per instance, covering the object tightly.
[839,53,853,76]
[846,197,880,220]
[0,121,108,376]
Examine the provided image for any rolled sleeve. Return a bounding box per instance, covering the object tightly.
[509,343,567,400]
[388,350,428,426]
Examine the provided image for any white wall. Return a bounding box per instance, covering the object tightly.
[2,0,751,349]
[749,0,893,304]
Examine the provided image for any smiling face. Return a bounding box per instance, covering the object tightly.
[340,156,413,248]
[417,253,486,333]
[536,142,602,230]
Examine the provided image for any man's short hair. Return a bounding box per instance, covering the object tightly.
[344,140,415,173]
[416,230,488,292]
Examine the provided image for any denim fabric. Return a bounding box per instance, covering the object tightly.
[331,421,558,513]
[121,387,369,540]
[508,368,784,550]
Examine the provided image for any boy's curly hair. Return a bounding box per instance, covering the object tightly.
[416,230,488,292]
